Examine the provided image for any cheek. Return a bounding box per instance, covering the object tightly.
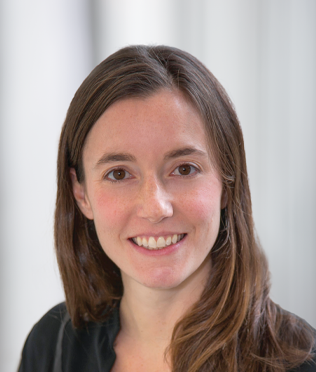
[179,182,222,253]
[90,189,132,232]
[181,183,222,224]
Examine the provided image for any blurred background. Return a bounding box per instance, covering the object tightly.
[0,0,315,370]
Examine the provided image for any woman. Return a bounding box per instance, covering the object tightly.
[19,45,315,372]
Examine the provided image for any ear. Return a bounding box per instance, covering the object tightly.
[221,188,228,209]
[69,168,94,220]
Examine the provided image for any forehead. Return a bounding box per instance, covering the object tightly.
[83,89,212,163]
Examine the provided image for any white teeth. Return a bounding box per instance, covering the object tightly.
[132,234,185,249]
[156,237,165,248]
[166,236,172,246]
[172,234,178,244]
[148,237,157,249]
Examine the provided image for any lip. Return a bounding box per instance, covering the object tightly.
[128,233,187,256]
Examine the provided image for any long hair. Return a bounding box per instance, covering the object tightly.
[55,45,315,371]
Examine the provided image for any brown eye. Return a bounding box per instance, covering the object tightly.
[178,165,191,175]
[106,168,130,181]
[173,164,199,177]
[112,169,126,180]
[175,164,197,176]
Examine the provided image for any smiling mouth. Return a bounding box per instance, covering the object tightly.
[131,234,186,250]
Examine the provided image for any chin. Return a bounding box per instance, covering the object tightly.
[137,267,190,290]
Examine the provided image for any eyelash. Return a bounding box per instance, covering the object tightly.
[103,164,200,183]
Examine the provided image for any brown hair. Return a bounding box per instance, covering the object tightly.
[55,45,315,371]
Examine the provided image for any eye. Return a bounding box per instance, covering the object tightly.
[173,164,199,176]
[105,168,132,182]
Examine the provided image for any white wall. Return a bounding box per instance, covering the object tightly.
[1,0,315,370]
[0,1,93,371]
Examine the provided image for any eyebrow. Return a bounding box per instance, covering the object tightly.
[95,147,207,167]
[163,147,207,160]
[96,152,136,167]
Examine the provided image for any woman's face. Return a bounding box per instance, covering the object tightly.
[72,89,225,291]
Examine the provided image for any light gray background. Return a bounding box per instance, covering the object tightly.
[1,1,315,371]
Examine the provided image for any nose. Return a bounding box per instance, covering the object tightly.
[136,176,173,223]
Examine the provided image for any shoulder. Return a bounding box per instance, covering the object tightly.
[18,303,70,372]
[278,309,316,372]
[27,302,69,342]
[18,302,120,372]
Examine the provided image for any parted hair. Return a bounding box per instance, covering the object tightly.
[55,45,315,371]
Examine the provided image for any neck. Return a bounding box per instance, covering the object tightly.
[119,258,211,344]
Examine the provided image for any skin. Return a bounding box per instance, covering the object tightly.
[71,89,225,371]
